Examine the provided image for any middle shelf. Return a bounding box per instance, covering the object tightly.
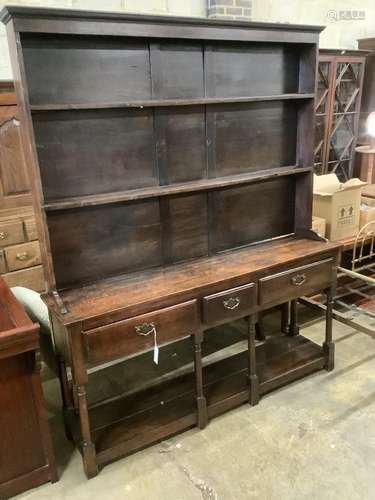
[43,165,311,212]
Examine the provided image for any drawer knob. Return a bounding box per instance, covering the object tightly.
[0,231,8,240]
[291,274,306,286]
[223,297,240,310]
[16,251,29,261]
[135,322,156,336]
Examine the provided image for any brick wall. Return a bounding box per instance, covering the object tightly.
[207,0,252,20]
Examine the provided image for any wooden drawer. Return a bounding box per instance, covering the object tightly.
[2,266,45,292]
[202,283,256,325]
[0,220,24,248]
[5,241,41,271]
[259,258,335,306]
[84,300,199,365]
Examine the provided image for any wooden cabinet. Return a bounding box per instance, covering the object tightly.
[358,38,375,143]
[0,277,57,498]
[0,81,45,291]
[1,6,341,478]
[314,49,368,180]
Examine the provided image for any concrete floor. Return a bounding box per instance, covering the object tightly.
[14,315,375,500]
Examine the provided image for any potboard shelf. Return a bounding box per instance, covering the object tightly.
[30,93,315,111]
[68,334,324,468]
[43,166,312,212]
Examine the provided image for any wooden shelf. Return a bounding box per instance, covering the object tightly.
[68,334,324,467]
[30,93,315,111]
[43,166,312,212]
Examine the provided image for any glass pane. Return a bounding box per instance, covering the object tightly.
[316,61,330,114]
[334,62,361,113]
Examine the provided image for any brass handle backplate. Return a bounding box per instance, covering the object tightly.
[223,297,241,310]
[0,231,8,240]
[135,322,156,336]
[16,252,29,261]
[291,274,306,286]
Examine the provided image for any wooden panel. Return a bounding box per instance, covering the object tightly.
[47,201,162,288]
[160,193,208,264]
[84,300,198,364]
[2,266,45,291]
[0,355,45,484]
[24,217,37,241]
[33,108,156,200]
[210,177,295,253]
[0,115,29,196]
[208,102,297,177]
[0,250,5,273]
[22,34,151,104]
[5,241,41,271]
[155,106,206,185]
[202,283,256,325]
[259,258,335,306]
[150,42,204,99]
[205,43,300,97]
[0,220,24,248]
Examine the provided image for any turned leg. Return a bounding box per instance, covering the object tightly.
[281,302,290,334]
[76,384,98,478]
[247,315,260,406]
[323,287,335,371]
[57,356,74,441]
[69,323,98,478]
[193,333,208,429]
[288,299,300,337]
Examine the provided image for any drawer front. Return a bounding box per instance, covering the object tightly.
[85,300,199,365]
[2,266,45,292]
[5,241,41,271]
[202,283,256,325]
[0,220,24,248]
[259,258,335,306]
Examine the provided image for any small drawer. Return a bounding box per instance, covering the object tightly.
[5,241,41,271]
[84,300,199,365]
[0,220,24,248]
[2,265,45,292]
[259,258,335,306]
[202,283,256,325]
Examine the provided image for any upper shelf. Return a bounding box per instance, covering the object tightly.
[43,165,312,212]
[30,93,315,112]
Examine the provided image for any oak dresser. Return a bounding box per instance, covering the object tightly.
[1,6,341,478]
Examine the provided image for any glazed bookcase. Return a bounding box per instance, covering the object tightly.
[1,6,341,478]
[314,49,367,179]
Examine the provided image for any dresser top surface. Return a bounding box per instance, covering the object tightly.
[45,237,341,328]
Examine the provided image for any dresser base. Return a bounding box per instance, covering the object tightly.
[65,333,325,472]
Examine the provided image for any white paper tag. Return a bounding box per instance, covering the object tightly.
[152,326,159,365]
[153,343,159,365]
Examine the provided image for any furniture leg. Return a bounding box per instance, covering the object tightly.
[288,299,300,336]
[57,356,74,441]
[193,333,208,429]
[76,384,98,478]
[247,315,259,406]
[323,287,335,371]
[281,302,290,334]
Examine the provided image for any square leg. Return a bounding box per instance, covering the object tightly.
[193,333,208,429]
[247,315,260,406]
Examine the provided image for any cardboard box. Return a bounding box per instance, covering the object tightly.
[360,196,375,229]
[312,216,326,238]
[313,174,366,241]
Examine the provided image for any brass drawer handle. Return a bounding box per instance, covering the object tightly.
[291,274,306,286]
[0,231,8,240]
[223,297,240,310]
[135,322,156,336]
[16,251,29,261]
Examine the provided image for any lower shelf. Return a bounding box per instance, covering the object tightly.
[70,334,325,468]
